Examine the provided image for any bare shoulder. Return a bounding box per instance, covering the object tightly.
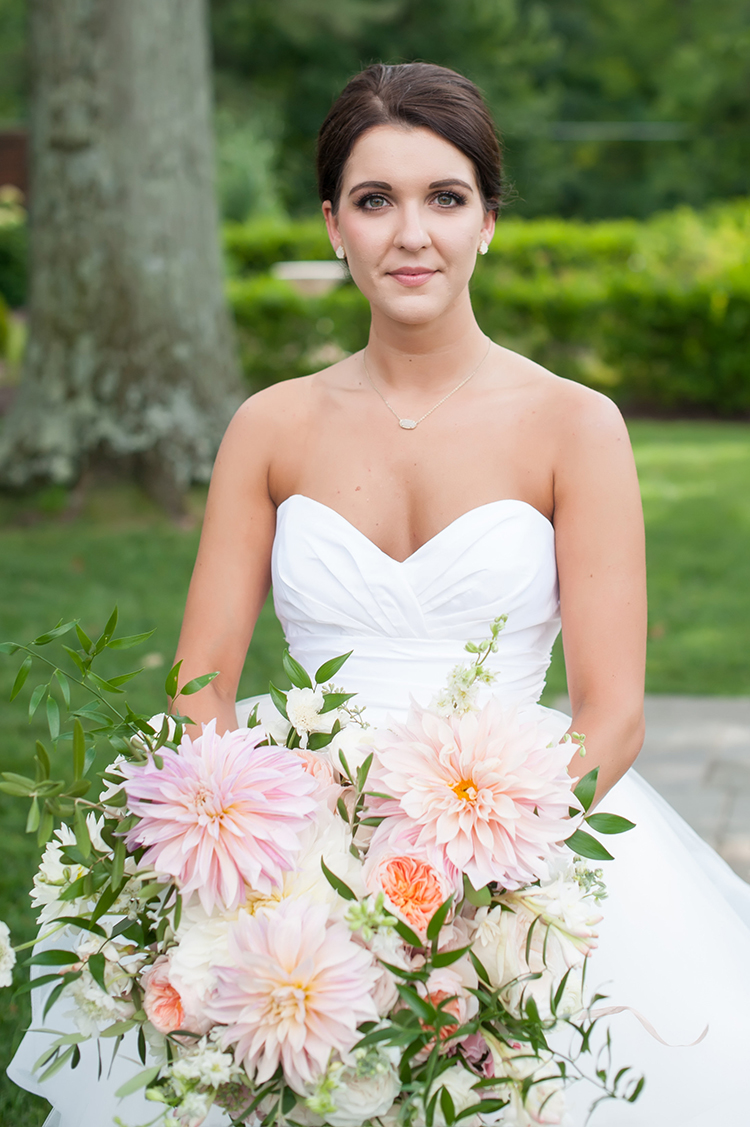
[499,346,629,451]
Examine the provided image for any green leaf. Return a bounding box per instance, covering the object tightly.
[320,691,355,714]
[164,660,182,700]
[72,719,86,780]
[37,805,54,846]
[307,730,336,750]
[75,624,92,652]
[29,682,48,719]
[573,767,599,813]
[53,917,107,939]
[88,951,107,993]
[282,649,312,690]
[396,983,433,1022]
[25,949,78,967]
[84,670,124,695]
[10,654,32,699]
[314,651,353,684]
[99,1019,137,1037]
[426,895,455,943]
[456,1099,508,1120]
[115,1065,161,1098]
[585,812,636,835]
[463,874,491,907]
[269,681,289,720]
[64,779,91,798]
[564,828,614,862]
[32,621,77,646]
[440,1086,456,1125]
[95,607,119,652]
[53,668,71,709]
[356,752,374,791]
[469,950,491,984]
[25,797,40,834]
[320,857,356,901]
[112,839,126,888]
[62,645,86,674]
[74,805,91,859]
[392,918,424,949]
[108,669,143,688]
[107,630,156,651]
[0,641,20,654]
[180,671,219,696]
[431,945,471,968]
[46,694,60,741]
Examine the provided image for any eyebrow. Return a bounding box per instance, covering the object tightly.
[347,178,475,196]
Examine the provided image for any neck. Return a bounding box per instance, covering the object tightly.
[365,291,488,391]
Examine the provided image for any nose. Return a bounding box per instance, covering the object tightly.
[394,201,431,253]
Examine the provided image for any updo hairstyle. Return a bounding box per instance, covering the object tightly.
[317,63,503,214]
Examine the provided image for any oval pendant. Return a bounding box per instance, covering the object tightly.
[399,418,417,430]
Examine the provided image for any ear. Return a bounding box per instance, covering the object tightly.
[480,208,497,249]
[322,201,342,255]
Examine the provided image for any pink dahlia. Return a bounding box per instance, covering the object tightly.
[206,897,378,1093]
[369,701,577,891]
[121,720,318,912]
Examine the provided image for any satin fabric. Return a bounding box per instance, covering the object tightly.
[10,493,750,1126]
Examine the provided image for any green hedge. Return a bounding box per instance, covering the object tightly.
[3,200,749,414]
[227,201,750,416]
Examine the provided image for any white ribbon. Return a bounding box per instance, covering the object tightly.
[590,1005,709,1047]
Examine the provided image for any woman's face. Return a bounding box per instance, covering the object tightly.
[323,124,495,326]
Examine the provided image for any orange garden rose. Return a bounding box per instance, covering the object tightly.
[366,854,450,937]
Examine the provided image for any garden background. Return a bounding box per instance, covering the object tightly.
[1,0,750,1123]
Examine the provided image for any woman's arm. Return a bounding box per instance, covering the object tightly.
[552,387,647,801]
[172,393,281,732]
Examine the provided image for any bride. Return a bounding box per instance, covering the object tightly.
[10,61,750,1127]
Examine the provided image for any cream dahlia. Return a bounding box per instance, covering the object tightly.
[207,897,379,1093]
[369,700,577,890]
[121,720,318,912]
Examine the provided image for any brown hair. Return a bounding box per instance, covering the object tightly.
[317,63,503,213]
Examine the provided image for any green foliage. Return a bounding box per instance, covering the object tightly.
[210,0,750,219]
[226,201,750,415]
[0,187,28,309]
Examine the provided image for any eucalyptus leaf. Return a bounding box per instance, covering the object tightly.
[28,682,48,719]
[573,767,599,813]
[320,857,356,901]
[46,694,60,740]
[585,812,636,835]
[107,630,156,651]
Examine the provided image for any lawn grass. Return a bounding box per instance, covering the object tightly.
[1,419,749,1122]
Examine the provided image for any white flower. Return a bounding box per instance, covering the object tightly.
[287,687,326,733]
[171,1039,240,1088]
[425,1064,484,1127]
[31,817,108,924]
[129,712,177,752]
[173,1089,215,1127]
[485,1036,567,1126]
[63,964,134,1036]
[329,725,377,780]
[306,1046,400,1127]
[0,920,16,987]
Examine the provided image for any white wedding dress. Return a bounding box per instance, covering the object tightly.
[10,493,750,1127]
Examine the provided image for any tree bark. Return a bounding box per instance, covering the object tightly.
[0,0,242,513]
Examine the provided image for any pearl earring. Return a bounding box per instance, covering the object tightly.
[479,240,489,256]
[335,245,346,260]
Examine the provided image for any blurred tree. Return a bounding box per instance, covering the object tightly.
[0,0,242,514]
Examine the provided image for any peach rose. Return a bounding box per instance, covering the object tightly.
[367,854,448,937]
[141,956,212,1036]
[142,957,185,1034]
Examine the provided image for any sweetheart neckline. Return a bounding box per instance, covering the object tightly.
[276,494,554,565]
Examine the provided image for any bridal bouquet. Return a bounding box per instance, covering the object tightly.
[0,612,641,1127]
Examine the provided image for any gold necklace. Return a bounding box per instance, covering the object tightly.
[362,337,492,430]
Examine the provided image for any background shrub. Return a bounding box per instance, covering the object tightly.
[227,200,750,416]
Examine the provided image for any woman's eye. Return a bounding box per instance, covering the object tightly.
[358,194,389,210]
[434,191,465,207]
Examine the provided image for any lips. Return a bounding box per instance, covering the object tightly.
[387,267,437,288]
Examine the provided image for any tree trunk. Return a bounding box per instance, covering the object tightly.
[0,0,243,513]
